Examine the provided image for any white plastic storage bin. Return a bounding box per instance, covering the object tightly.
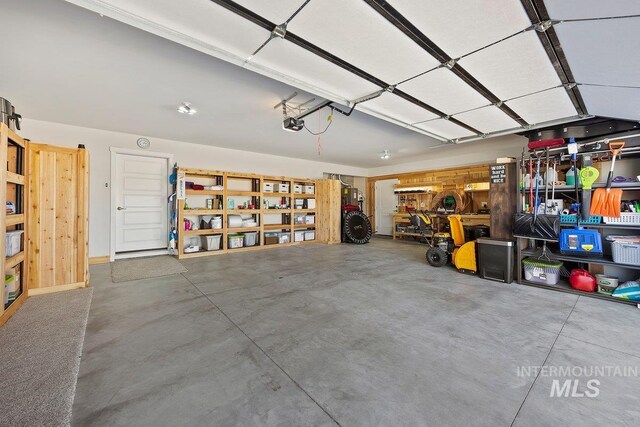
[228,234,244,249]
[304,230,315,241]
[307,198,316,209]
[294,231,305,242]
[201,235,222,251]
[244,231,258,247]
[263,182,274,193]
[293,184,303,194]
[522,259,562,285]
[275,183,289,193]
[5,230,23,257]
[304,185,315,194]
[211,216,223,229]
[294,214,305,224]
[305,215,315,224]
[278,232,290,244]
[603,213,640,225]
[611,241,640,264]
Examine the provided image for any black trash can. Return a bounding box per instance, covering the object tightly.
[464,225,490,242]
[477,238,514,283]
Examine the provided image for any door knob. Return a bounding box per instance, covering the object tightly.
[117,206,127,211]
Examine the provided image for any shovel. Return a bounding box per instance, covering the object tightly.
[590,141,624,218]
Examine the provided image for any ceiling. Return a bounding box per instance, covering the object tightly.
[2,0,639,167]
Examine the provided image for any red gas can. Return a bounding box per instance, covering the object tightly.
[569,269,596,292]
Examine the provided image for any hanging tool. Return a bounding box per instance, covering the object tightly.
[534,154,541,216]
[544,147,550,214]
[513,151,560,241]
[579,157,599,221]
[591,141,624,217]
[529,155,534,213]
[546,158,558,214]
[559,146,603,257]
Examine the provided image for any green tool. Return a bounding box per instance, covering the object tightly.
[579,166,599,221]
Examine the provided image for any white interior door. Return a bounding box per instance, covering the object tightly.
[114,153,168,253]
[375,179,399,235]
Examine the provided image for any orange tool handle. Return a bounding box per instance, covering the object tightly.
[609,141,625,156]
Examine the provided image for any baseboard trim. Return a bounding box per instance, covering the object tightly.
[89,256,110,265]
[29,282,88,296]
[114,249,170,260]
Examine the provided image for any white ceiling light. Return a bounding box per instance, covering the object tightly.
[380,149,390,159]
[177,101,197,115]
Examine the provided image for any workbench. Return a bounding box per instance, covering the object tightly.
[391,212,490,240]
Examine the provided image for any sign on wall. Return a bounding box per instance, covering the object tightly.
[490,164,507,184]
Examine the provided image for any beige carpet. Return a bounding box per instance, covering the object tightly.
[110,255,187,283]
[0,288,93,426]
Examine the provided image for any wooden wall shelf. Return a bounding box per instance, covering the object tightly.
[1,123,28,327]
[177,168,322,259]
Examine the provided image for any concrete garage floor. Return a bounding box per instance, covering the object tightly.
[73,238,640,426]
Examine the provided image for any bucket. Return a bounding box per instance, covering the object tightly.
[595,274,619,295]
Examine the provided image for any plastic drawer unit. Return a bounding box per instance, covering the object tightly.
[477,238,515,284]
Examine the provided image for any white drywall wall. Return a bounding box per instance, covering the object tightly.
[21,119,369,257]
[367,134,527,176]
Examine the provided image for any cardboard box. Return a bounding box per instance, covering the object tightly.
[293,184,303,194]
[307,199,316,209]
[263,183,274,193]
[275,183,289,193]
[305,215,315,224]
[294,231,305,242]
[304,230,315,241]
[304,185,315,194]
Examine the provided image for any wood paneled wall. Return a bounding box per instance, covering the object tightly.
[366,164,491,231]
[27,143,89,294]
[315,179,341,244]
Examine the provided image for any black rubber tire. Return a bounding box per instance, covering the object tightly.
[343,210,372,244]
[426,247,448,267]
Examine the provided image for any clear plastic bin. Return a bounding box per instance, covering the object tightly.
[244,232,257,247]
[5,230,23,257]
[201,235,221,251]
[228,234,244,249]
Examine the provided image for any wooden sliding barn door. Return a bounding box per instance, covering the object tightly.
[27,143,89,295]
